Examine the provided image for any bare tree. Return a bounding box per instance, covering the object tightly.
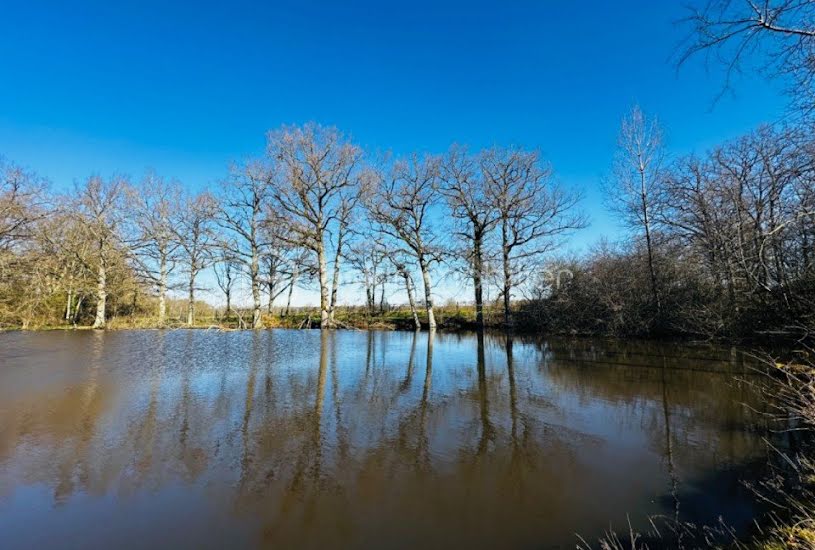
[0,158,48,251]
[260,223,305,314]
[346,239,386,316]
[72,175,129,329]
[327,195,359,324]
[128,173,183,327]
[606,106,666,314]
[440,146,498,329]
[217,160,274,329]
[484,146,585,325]
[387,250,421,330]
[214,240,240,321]
[367,154,443,329]
[283,249,315,317]
[267,123,362,329]
[176,191,216,326]
[48,214,95,324]
[261,243,287,314]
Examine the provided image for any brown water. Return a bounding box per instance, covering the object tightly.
[0,330,774,549]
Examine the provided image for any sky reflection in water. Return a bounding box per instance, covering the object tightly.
[0,330,774,549]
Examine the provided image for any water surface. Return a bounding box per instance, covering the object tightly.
[0,330,773,548]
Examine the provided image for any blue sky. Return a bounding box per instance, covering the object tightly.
[0,1,789,303]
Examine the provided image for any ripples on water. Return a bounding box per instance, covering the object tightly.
[0,330,776,548]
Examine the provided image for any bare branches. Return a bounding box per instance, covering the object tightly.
[0,158,49,251]
[483,146,586,324]
[127,173,184,326]
[367,153,443,329]
[679,0,815,113]
[267,123,363,328]
[607,106,666,313]
[176,190,217,325]
[216,160,275,328]
[71,175,130,328]
[440,145,498,328]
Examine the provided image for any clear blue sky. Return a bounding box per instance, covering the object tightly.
[0,0,787,253]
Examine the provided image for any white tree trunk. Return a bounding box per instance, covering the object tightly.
[284,266,298,317]
[418,256,436,329]
[187,274,195,326]
[328,231,344,325]
[400,267,421,330]
[158,258,167,327]
[65,287,73,321]
[251,245,261,329]
[318,245,330,329]
[92,262,107,329]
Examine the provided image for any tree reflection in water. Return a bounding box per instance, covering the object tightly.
[0,330,777,549]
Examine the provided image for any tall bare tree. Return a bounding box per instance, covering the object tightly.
[346,239,387,316]
[72,175,129,329]
[217,160,274,329]
[214,240,240,320]
[484,146,585,325]
[267,123,362,329]
[259,223,306,314]
[128,173,183,327]
[176,191,216,326]
[283,248,315,317]
[368,154,443,329]
[440,146,498,329]
[606,107,666,314]
[327,195,359,324]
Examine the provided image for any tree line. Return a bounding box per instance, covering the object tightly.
[526,114,815,340]
[0,126,584,331]
[2,112,812,339]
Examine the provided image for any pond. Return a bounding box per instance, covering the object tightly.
[0,329,776,548]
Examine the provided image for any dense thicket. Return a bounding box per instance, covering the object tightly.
[525,125,815,340]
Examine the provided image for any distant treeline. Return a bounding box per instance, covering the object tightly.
[0,117,812,338]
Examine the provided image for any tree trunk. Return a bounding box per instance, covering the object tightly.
[328,225,345,325]
[187,274,195,326]
[400,266,421,331]
[640,175,661,313]
[251,245,261,329]
[418,255,436,329]
[366,285,374,315]
[318,245,330,329]
[379,281,386,313]
[73,296,84,325]
[473,228,485,329]
[501,221,512,326]
[284,267,298,317]
[158,257,167,327]
[92,261,107,329]
[65,287,73,321]
[267,259,277,314]
[65,264,75,321]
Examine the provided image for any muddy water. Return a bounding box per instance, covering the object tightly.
[0,330,774,548]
